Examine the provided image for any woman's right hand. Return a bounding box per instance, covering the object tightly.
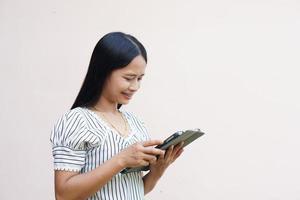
[117,140,165,168]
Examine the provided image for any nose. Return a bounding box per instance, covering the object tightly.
[129,79,140,91]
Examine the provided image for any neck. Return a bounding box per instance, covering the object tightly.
[92,97,120,114]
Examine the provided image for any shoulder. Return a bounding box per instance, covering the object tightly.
[50,107,89,147]
[50,107,103,150]
[52,107,87,129]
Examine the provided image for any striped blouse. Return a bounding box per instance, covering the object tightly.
[50,106,150,200]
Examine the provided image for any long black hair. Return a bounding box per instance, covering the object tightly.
[71,32,147,110]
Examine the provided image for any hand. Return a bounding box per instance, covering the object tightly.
[117,140,165,168]
[148,142,184,177]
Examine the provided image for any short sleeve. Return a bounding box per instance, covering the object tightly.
[50,109,89,172]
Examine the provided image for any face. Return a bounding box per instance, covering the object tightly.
[101,55,147,105]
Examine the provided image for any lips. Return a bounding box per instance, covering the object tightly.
[122,92,133,99]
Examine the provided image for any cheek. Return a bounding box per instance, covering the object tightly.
[116,79,130,91]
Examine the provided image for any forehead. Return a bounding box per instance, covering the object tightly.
[117,55,146,75]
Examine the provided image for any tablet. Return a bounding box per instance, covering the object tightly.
[120,128,205,174]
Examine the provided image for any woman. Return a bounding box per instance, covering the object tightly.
[50,32,184,200]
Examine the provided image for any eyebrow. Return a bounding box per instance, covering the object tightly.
[124,73,145,77]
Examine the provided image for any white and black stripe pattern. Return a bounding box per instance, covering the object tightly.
[50,107,151,200]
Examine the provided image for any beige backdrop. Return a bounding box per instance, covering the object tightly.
[1,0,300,199]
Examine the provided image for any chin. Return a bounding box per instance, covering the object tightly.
[119,100,130,105]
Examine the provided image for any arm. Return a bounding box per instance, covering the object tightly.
[143,143,184,195]
[54,140,164,200]
[143,170,163,195]
[55,155,125,200]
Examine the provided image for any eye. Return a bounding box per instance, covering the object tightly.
[124,77,133,81]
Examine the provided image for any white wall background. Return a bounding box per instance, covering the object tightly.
[0,0,299,199]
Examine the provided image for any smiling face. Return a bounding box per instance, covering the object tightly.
[101,55,147,105]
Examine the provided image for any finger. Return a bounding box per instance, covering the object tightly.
[142,140,163,147]
[142,153,157,162]
[157,153,165,160]
[165,145,174,160]
[149,157,158,165]
[140,160,150,166]
[174,148,184,159]
[143,146,165,156]
[142,154,157,163]
[174,141,184,150]
[168,149,184,165]
[172,142,184,156]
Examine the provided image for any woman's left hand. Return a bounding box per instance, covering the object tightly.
[148,142,184,177]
